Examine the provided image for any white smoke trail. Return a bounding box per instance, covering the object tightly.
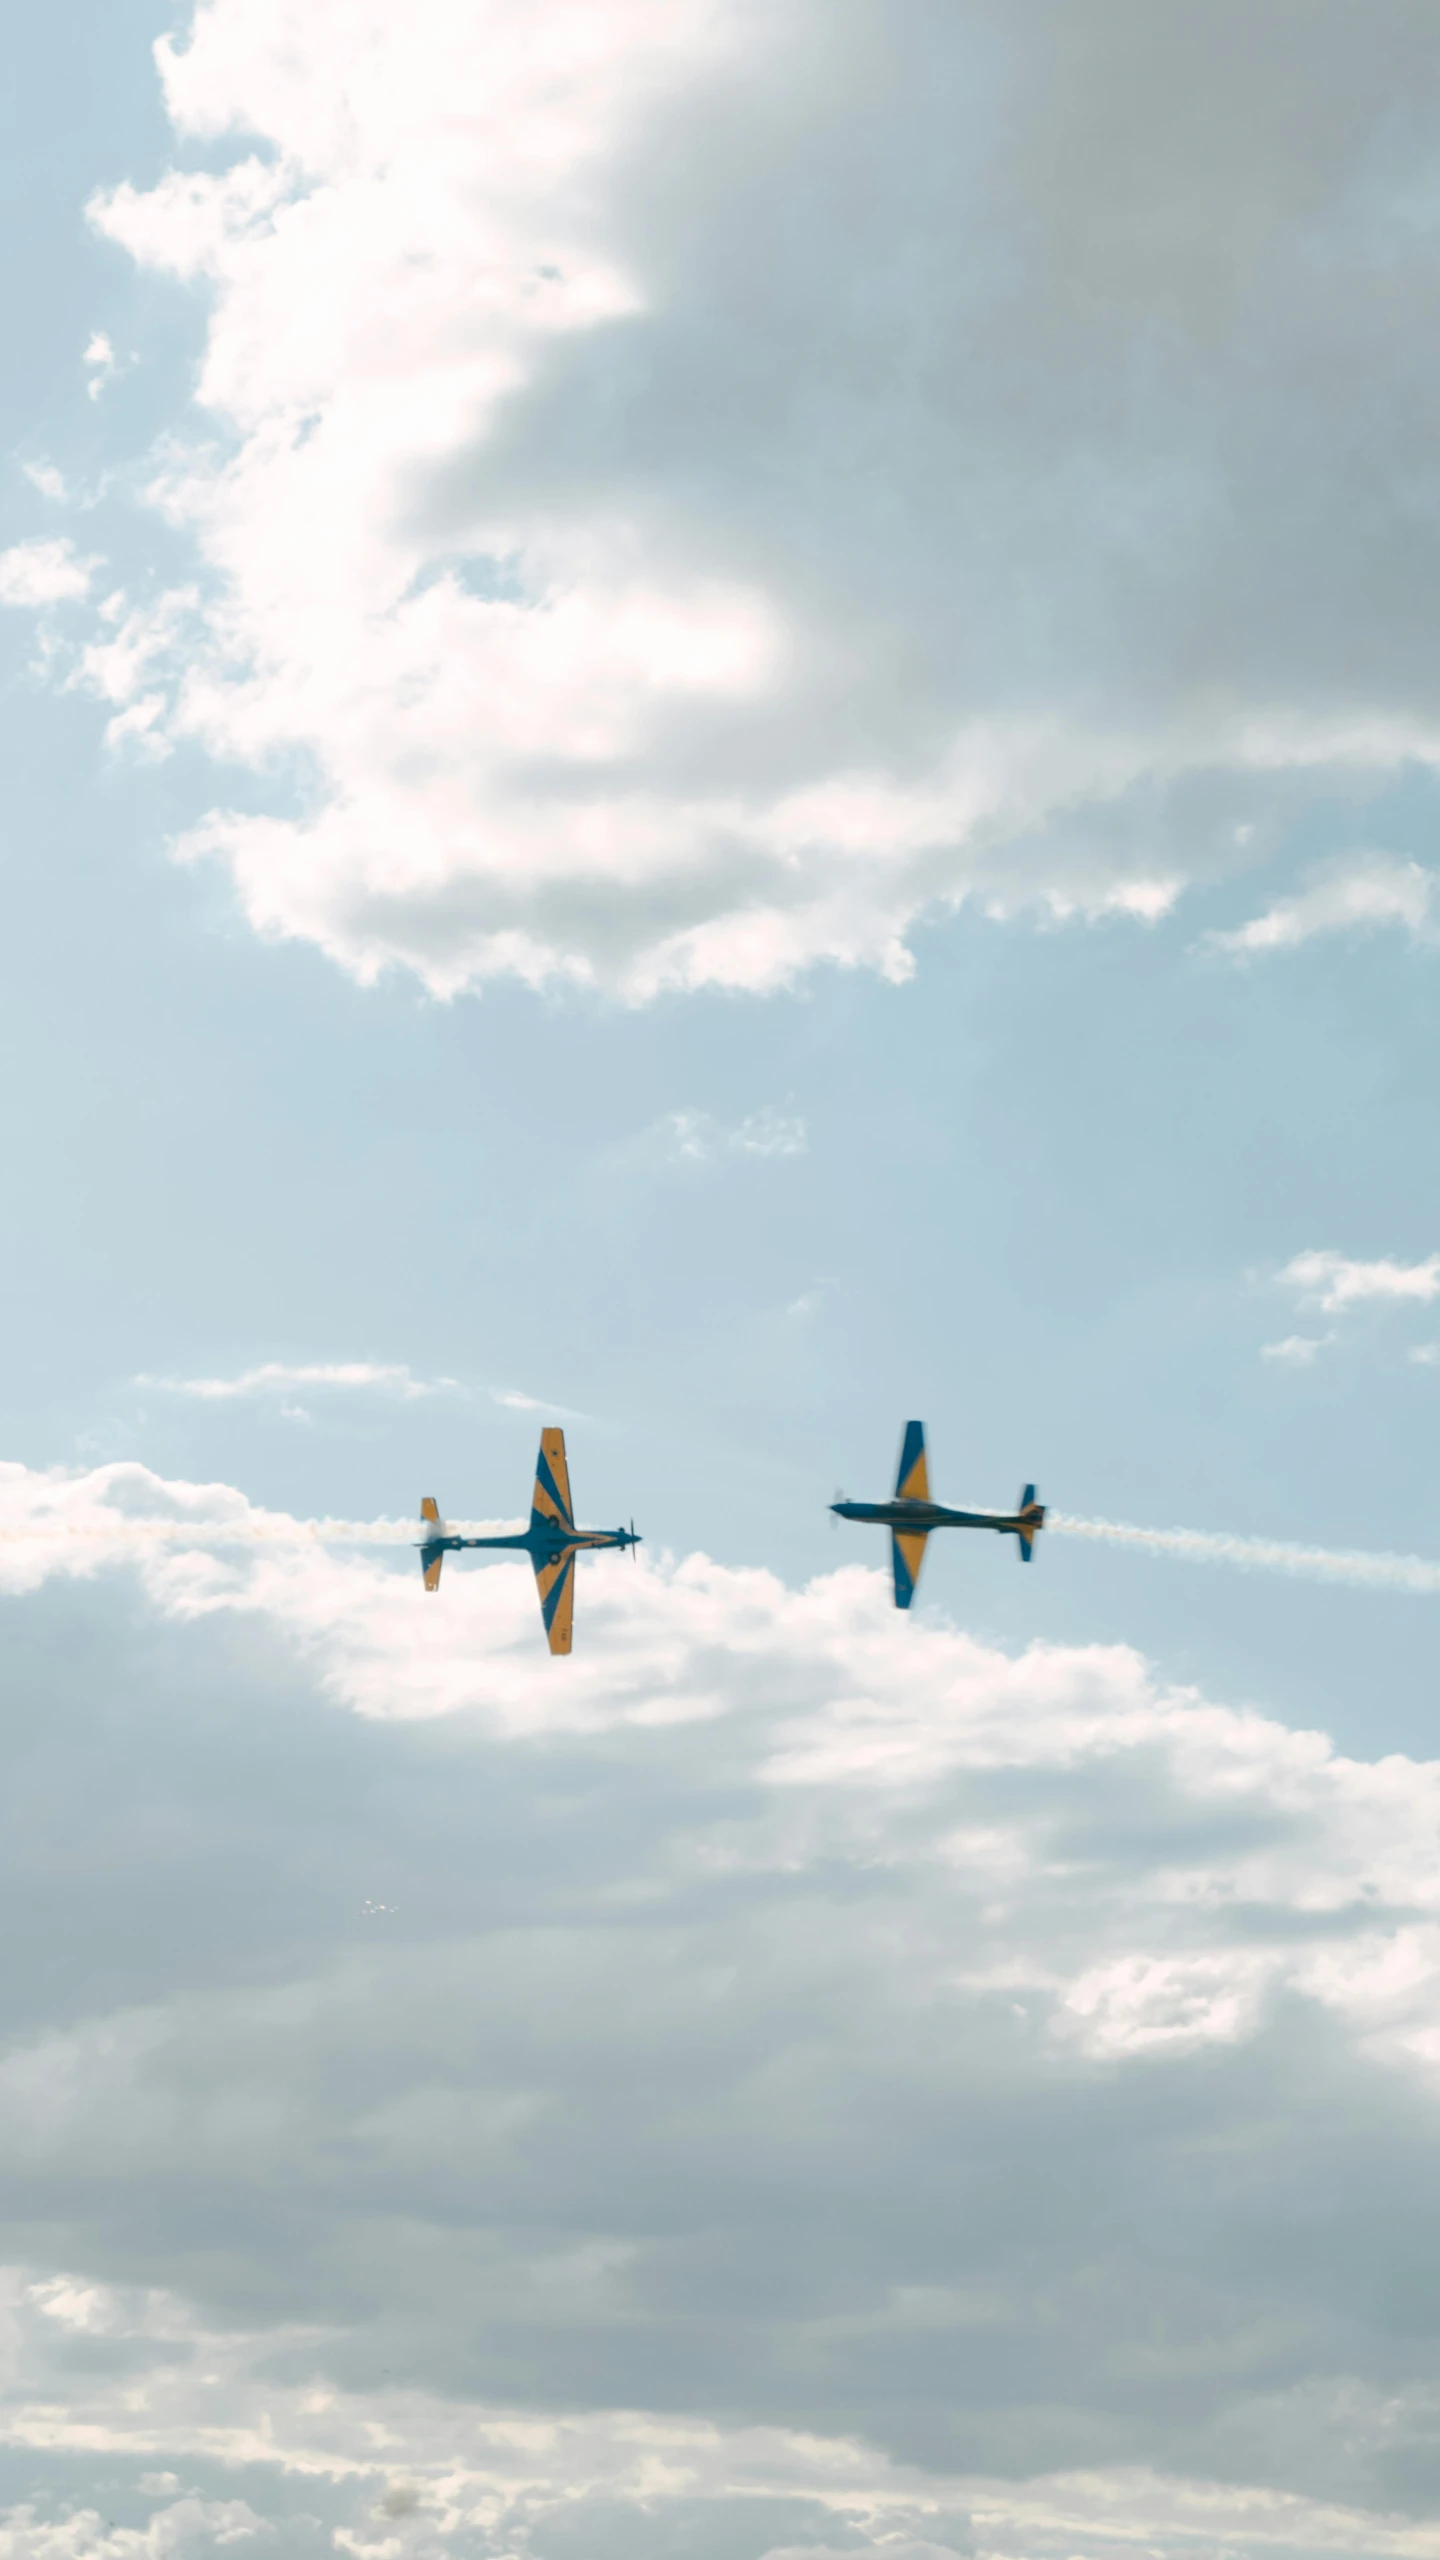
[0,1515,511,1555]
[6,1497,1435,1599]
[1050,1512,1440,1595]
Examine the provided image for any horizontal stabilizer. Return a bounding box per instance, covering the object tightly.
[1016,1484,1044,1563]
[892,1527,928,1609]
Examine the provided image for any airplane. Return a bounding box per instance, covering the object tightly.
[831,1420,1045,1609]
[416,1427,640,1655]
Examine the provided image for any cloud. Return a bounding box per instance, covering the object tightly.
[1211,856,1435,956]
[6,1451,1440,2554]
[624,1105,808,1168]
[489,1387,586,1418]
[1277,1249,1440,1314]
[727,1106,807,1159]
[12,0,1439,997]
[134,1359,460,1401]
[0,540,97,609]
[82,330,121,401]
[0,2486,266,2560]
[787,1277,835,1317]
[1261,1333,1332,1365]
[5,2288,1440,2560]
[132,1362,580,1423]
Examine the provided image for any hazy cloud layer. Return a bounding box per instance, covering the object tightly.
[134,1360,461,1402]
[9,0,1438,995]
[1213,858,1436,958]
[6,1460,1440,2551]
[610,1104,809,1173]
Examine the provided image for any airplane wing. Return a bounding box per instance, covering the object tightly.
[534,1546,577,1656]
[532,1428,575,1531]
[894,1420,929,1503]
[892,1528,928,1610]
[420,1497,443,1592]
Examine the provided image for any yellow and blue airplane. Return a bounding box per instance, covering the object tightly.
[417,1428,639,1655]
[832,1421,1045,1608]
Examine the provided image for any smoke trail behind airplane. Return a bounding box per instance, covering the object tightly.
[1050,1513,1440,1595]
[0,1515,483,1555]
[4,1502,1437,1599]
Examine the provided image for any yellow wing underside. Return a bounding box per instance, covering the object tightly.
[533,1427,574,1528]
[421,1498,443,1592]
[897,1448,929,1502]
[895,1530,928,1592]
[534,1549,576,1656]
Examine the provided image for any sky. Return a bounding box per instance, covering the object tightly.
[6,3,1440,2556]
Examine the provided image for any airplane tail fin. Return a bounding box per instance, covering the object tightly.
[420,1496,444,1592]
[894,1420,929,1503]
[1016,1484,1045,1562]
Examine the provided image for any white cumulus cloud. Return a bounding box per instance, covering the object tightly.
[1278,1250,1440,1314]
[19,0,1440,997]
[0,539,98,609]
[1261,1333,1332,1365]
[3,1455,1440,2546]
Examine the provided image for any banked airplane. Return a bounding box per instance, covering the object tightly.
[417,1428,640,1655]
[832,1420,1045,1609]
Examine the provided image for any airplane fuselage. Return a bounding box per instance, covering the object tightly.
[424,1519,638,1566]
[832,1498,1032,1536]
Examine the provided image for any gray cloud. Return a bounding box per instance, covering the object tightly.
[34,0,1440,996]
[4,1464,1440,2549]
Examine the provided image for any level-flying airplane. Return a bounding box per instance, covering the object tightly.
[832,1420,1044,1608]
[417,1428,639,1655]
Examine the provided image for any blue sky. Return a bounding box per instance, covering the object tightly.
[6,5,1440,2557]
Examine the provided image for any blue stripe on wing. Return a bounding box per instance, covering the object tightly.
[894,1420,928,1502]
[532,1443,574,1529]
